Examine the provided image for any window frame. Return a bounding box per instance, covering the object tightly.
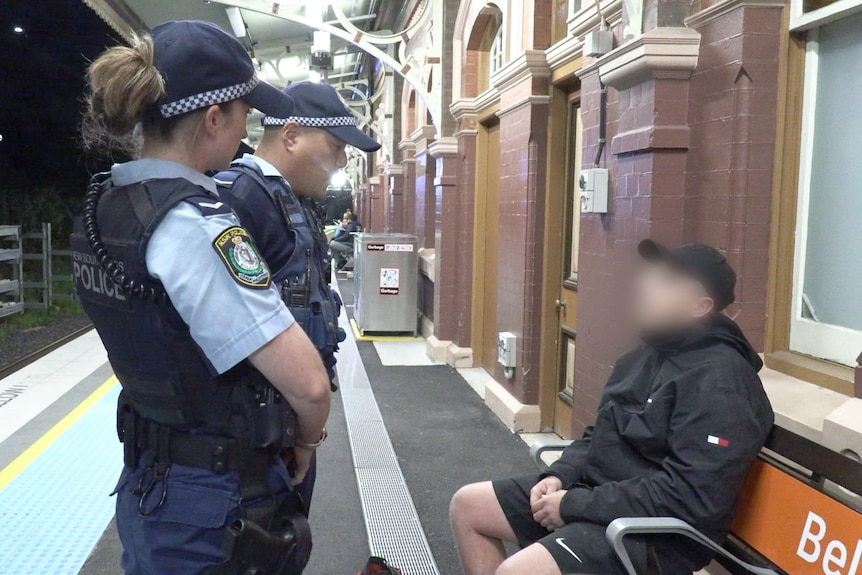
[563,98,584,287]
[790,0,862,30]
[789,26,862,367]
[489,25,504,77]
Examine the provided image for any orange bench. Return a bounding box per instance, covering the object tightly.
[531,425,862,575]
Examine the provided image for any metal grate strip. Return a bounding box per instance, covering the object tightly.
[333,280,440,575]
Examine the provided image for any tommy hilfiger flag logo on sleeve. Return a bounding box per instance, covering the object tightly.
[708,435,730,447]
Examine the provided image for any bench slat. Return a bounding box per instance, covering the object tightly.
[764,426,862,495]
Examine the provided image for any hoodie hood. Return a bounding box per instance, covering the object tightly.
[646,314,763,372]
[702,314,763,371]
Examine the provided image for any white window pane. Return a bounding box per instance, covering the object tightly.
[801,12,862,332]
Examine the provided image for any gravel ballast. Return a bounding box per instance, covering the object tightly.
[0,313,92,370]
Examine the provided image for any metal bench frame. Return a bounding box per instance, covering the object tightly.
[530,440,783,575]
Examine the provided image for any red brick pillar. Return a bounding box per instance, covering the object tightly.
[429,137,474,355]
[685,3,784,348]
[379,167,391,233]
[412,126,437,249]
[385,165,404,232]
[399,141,417,236]
[572,29,701,434]
[357,183,369,228]
[366,176,380,232]
[495,91,551,404]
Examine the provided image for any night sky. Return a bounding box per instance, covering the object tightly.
[0,1,119,194]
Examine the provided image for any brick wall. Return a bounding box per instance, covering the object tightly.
[387,169,404,232]
[684,4,783,348]
[413,136,437,249]
[401,147,417,237]
[495,101,550,404]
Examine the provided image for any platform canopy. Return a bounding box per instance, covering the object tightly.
[83,0,384,142]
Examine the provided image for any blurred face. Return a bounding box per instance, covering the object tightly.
[632,262,716,335]
[342,217,349,226]
[285,126,348,198]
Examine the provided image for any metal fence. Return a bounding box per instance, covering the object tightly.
[21,223,75,310]
[0,225,24,318]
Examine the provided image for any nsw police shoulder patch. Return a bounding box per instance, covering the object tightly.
[213,227,271,289]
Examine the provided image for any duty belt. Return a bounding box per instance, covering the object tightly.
[118,401,312,566]
[117,405,284,474]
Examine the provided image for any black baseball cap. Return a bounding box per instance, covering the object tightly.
[638,239,737,312]
[261,81,382,152]
[151,20,294,120]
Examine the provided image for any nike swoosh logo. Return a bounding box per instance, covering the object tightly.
[555,538,583,563]
[198,201,224,209]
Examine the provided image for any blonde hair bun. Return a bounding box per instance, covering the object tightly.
[85,34,165,138]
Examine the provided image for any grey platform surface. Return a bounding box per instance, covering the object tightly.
[356,344,536,572]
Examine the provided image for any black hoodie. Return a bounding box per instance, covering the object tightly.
[548,314,773,566]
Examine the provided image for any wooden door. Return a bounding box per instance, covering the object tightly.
[479,121,501,372]
[553,99,583,438]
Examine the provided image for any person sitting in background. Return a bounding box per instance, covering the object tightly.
[330,212,361,270]
[450,240,774,575]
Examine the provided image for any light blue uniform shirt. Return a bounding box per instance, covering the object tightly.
[240,153,282,178]
[111,158,294,374]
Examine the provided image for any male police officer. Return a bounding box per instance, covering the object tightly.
[215,81,381,506]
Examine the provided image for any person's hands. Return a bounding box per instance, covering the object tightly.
[530,476,563,507]
[531,489,567,531]
[289,445,315,485]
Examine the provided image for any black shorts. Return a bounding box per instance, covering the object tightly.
[492,476,692,575]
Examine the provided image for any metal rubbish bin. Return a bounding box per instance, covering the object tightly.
[354,233,418,335]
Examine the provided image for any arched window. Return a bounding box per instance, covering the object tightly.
[465,5,503,96]
[489,25,504,77]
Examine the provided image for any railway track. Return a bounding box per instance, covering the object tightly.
[0,323,94,380]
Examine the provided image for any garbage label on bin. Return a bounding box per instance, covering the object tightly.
[379,267,400,295]
[384,243,414,252]
[366,243,414,252]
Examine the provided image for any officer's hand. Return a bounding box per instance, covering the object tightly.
[529,476,563,507]
[291,445,315,485]
[531,490,567,531]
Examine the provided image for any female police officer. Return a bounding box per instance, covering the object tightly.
[74,20,331,574]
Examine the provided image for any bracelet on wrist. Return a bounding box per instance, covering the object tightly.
[296,428,327,449]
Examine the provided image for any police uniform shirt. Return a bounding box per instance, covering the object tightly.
[111,158,294,374]
[218,154,299,280]
[242,153,281,179]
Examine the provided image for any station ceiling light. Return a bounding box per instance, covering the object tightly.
[13,26,24,34]
[330,170,350,188]
[224,7,246,38]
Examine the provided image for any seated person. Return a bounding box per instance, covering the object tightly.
[330,212,361,270]
[450,240,773,575]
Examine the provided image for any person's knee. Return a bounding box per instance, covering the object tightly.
[450,483,483,527]
[449,484,472,524]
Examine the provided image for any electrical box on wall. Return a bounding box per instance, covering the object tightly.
[584,30,613,58]
[579,168,609,213]
[497,332,517,368]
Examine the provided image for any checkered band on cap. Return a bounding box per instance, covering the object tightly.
[159,75,260,118]
[261,115,357,127]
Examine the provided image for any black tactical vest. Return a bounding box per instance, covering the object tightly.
[215,160,343,357]
[71,175,262,436]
